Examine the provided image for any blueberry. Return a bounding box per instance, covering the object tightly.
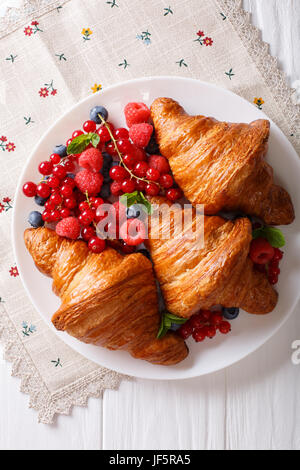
[34,195,48,207]
[100,183,111,199]
[102,167,112,183]
[223,307,240,320]
[146,133,159,155]
[170,323,181,331]
[28,211,44,228]
[137,248,151,260]
[126,204,146,220]
[67,173,75,179]
[90,106,108,124]
[102,152,113,169]
[53,144,67,158]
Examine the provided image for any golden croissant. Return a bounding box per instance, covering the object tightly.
[151,98,294,226]
[146,196,278,318]
[24,227,188,366]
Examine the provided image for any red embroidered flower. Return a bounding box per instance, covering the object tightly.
[6,142,16,152]
[51,89,58,96]
[31,21,39,26]
[9,266,19,277]
[39,87,49,98]
[197,31,205,37]
[0,203,4,213]
[0,136,7,142]
[203,37,213,46]
[24,26,33,36]
[3,197,11,203]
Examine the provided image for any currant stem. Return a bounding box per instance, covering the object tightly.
[98,114,161,188]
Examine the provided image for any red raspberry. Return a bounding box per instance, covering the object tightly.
[56,217,81,240]
[79,148,103,172]
[148,155,170,174]
[124,102,151,128]
[75,170,103,196]
[249,238,274,265]
[129,123,153,149]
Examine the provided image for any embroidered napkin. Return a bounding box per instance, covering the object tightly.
[0,0,299,424]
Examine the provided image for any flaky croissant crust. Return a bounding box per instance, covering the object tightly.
[24,228,188,366]
[151,98,294,226]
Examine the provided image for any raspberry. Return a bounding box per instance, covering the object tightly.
[129,123,153,149]
[56,217,81,240]
[148,155,170,174]
[79,148,103,172]
[124,102,151,128]
[75,170,103,196]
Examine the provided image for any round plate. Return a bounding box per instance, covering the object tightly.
[12,77,300,380]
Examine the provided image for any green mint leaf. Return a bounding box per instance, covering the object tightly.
[157,311,187,339]
[67,133,92,155]
[120,191,153,215]
[91,133,100,148]
[252,226,285,248]
[164,312,188,324]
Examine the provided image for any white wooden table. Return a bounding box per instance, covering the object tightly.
[1,0,300,450]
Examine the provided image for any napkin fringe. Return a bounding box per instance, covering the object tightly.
[216,0,300,150]
[0,305,125,424]
[0,0,71,39]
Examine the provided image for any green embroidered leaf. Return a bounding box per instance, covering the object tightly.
[157,311,187,339]
[120,191,153,215]
[252,226,285,248]
[67,133,98,155]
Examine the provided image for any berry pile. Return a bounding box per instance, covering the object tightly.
[250,237,284,285]
[22,101,181,254]
[178,308,235,342]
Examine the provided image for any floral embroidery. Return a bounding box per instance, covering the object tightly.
[51,358,63,367]
[164,6,173,15]
[0,136,16,152]
[9,266,19,277]
[119,59,130,69]
[137,30,151,45]
[225,68,235,80]
[91,83,102,93]
[24,21,43,36]
[55,53,67,61]
[107,0,118,7]
[254,97,265,110]
[220,13,227,20]
[6,54,17,63]
[24,116,34,125]
[0,196,13,212]
[22,322,36,337]
[176,59,188,68]
[82,28,93,41]
[194,30,213,47]
[39,80,57,98]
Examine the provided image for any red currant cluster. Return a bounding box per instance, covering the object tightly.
[250,237,283,285]
[178,310,231,342]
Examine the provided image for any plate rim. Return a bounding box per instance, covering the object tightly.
[12,75,300,380]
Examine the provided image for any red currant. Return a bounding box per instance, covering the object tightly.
[166,188,183,202]
[83,120,96,133]
[79,209,95,226]
[114,128,129,140]
[119,219,147,246]
[50,153,61,165]
[146,168,160,182]
[133,146,147,162]
[66,138,73,147]
[82,226,96,241]
[64,197,77,209]
[53,165,67,180]
[219,321,231,334]
[120,241,136,254]
[269,274,279,285]
[62,177,76,188]
[190,314,204,329]
[60,208,71,218]
[72,130,84,139]
[23,182,37,197]
[211,313,223,326]
[88,237,106,253]
[136,180,146,191]
[159,174,173,189]
[178,324,193,340]
[42,210,51,222]
[192,329,206,343]
[123,153,137,170]
[60,185,73,198]
[64,160,75,173]
[145,183,160,196]
[200,310,211,322]
[273,248,284,263]
[90,197,104,209]
[117,139,133,154]
[122,179,136,193]
[45,200,55,211]
[50,192,62,205]
[48,176,60,189]
[110,165,129,181]
[250,238,275,265]
[39,161,53,175]
[110,181,123,196]
[97,126,111,143]
[79,201,90,212]
[206,326,217,339]
[37,183,51,198]
[106,142,117,156]
[134,161,148,178]
[50,209,61,222]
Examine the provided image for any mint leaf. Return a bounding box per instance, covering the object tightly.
[252,226,285,248]
[120,191,153,215]
[67,133,99,155]
[157,311,187,339]
[91,133,100,148]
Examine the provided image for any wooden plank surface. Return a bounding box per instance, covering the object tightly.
[0,0,299,450]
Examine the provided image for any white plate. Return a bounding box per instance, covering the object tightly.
[12,77,300,380]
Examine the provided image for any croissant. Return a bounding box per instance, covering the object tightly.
[151,98,294,226]
[24,227,188,366]
[146,196,278,318]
